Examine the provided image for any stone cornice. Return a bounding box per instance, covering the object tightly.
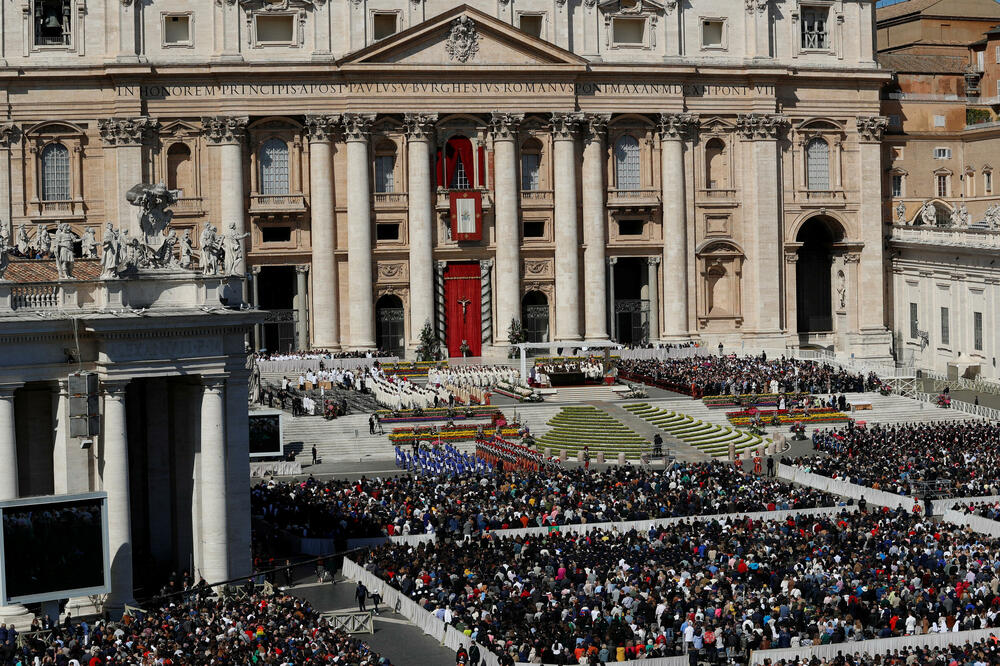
[97,116,159,147]
[201,116,248,145]
[342,112,376,142]
[403,112,439,142]
[303,114,341,143]
[488,112,523,141]
[735,113,789,140]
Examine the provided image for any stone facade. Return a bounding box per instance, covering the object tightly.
[0,0,891,360]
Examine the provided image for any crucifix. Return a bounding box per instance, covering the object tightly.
[457,298,472,323]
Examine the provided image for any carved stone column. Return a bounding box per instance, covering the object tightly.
[736,113,789,337]
[405,113,439,351]
[0,385,31,628]
[489,112,523,346]
[582,113,610,342]
[199,376,228,585]
[102,380,134,617]
[435,260,448,349]
[203,116,249,275]
[99,117,158,238]
[606,257,617,341]
[856,117,891,335]
[250,265,262,351]
[647,256,661,341]
[304,115,341,349]
[0,125,19,240]
[295,265,310,351]
[551,112,583,341]
[480,258,494,348]
[344,113,377,350]
[659,113,698,340]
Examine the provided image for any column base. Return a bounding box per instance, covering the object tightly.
[0,604,34,630]
[844,329,894,364]
[63,596,103,621]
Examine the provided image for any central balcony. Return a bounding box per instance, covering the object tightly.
[249,193,307,215]
[606,188,660,208]
[520,190,554,208]
[434,188,493,212]
[28,199,85,220]
[374,192,408,210]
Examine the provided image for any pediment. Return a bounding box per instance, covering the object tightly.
[597,0,671,15]
[338,5,588,68]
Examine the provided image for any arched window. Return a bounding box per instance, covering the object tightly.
[805,138,830,191]
[259,138,289,195]
[40,143,70,201]
[520,138,542,191]
[443,136,474,190]
[705,138,728,189]
[374,141,396,194]
[614,135,640,190]
[706,264,728,315]
[166,143,192,194]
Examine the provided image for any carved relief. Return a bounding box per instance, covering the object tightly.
[735,114,790,140]
[342,113,376,142]
[403,113,439,141]
[856,116,889,143]
[201,116,249,145]
[658,113,699,140]
[377,261,409,283]
[489,112,524,141]
[523,258,552,277]
[445,16,480,63]
[550,112,584,140]
[98,117,159,147]
[303,115,341,142]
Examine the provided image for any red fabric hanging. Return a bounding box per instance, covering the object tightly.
[443,262,482,357]
[447,137,474,189]
[477,145,486,187]
[435,148,444,188]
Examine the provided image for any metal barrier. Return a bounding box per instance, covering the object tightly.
[908,390,1000,421]
[326,610,375,635]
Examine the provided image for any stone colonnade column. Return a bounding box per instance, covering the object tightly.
[551,112,582,342]
[404,113,439,349]
[304,115,341,349]
[199,377,229,584]
[607,257,617,340]
[856,117,890,334]
[582,114,610,342]
[295,265,309,351]
[659,113,697,340]
[0,125,17,240]
[647,257,660,341]
[489,112,524,346]
[98,117,157,238]
[344,113,377,350]
[0,386,31,628]
[203,116,249,275]
[250,266,262,350]
[102,380,134,616]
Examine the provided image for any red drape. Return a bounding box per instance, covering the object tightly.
[435,148,444,188]
[444,262,482,357]
[477,145,486,187]
[446,137,474,189]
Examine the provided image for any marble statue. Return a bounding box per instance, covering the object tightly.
[200,223,220,275]
[920,201,937,227]
[54,222,74,280]
[179,229,193,268]
[0,227,9,280]
[223,222,250,276]
[100,222,121,279]
[81,227,97,259]
[950,206,964,227]
[15,224,29,255]
[837,270,846,310]
[155,228,179,267]
[959,203,971,227]
[986,204,1000,229]
[38,228,52,256]
[126,182,179,247]
[895,200,906,226]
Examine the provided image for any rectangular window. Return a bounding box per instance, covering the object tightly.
[891,174,903,198]
[979,50,985,71]
[376,223,400,241]
[34,0,72,47]
[934,115,946,128]
[453,158,470,190]
[372,13,397,41]
[261,226,292,243]
[374,155,395,194]
[933,147,952,159]
[937,174,949,198]
[613,18,646,45]
[255,14,295,44]
[995,45,999,63]
[909,302,919,339]
[521,153,540,191]
[163,14,191,46]
[974,311,984,351]
[618,219,645,236]
[702,20,724,48]
[986,171,993,194]
[801,7,829,49]
[523,220,545,238]
[518,14,543,39]
[940,306,950,346]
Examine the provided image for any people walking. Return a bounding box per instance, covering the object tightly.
[355,581,368,612]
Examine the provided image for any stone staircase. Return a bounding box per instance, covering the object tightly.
[281,412,397,463]
[548,385,624,402]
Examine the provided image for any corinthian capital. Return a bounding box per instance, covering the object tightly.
[201,116,248,145]
[0,124,20,149]
[856,116,889,143]
[658,113,699,140]
[735,113,789,140]
[303,114,341,143]
[489,112,524,141]
[550,112,584,140]
[403,113,439,141]
[98,116,159,147]
[342,113,377,142]
[581,113,611,143]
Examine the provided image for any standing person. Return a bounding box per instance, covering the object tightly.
[766,456,774,477]
[283,559,294,588]
[370,589,382,615]
[311,445,318,466]
[468,642,481,666]
[369,414,376,435]
[355,581,368,612]
[753,453,762,476]
[456,644,469,665]
[653,433,663,458]
[583,446,591,471]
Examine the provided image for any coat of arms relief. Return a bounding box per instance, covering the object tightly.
[445,16,480,63]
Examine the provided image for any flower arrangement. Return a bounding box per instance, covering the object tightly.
[725,407,849,426]
[388,425,521,444]
[703,392,810,409]
[493,381,544,402]
[376,405,496,421]
[879,385,893,396]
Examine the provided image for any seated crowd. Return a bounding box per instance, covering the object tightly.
[765,634,1000,665]
[618,355,882,397]
[5,591,390,666]
[963,500,1000,522]
[251,461,840,552]
[255,349,390,361]
[800,421,1000,498]
[359,508,1000,664]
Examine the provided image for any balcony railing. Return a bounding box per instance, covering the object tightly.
[892,225,1000,249]
[520,190,553,206]
[800,189,845,202]
[249,193,307,214]
[11,284,59,310]
[698,188,737,200]
[374,192,408,209]
[606,188,660,207]
[29,199,85,218]
[172,197,205,216]
[435,188,492,211]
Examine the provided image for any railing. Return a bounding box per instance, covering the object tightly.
[31,199,84,218]
[921,369,1000,397]
[11,284,59,310]
[800,189,845,202]
[249,193,306,213]
[373,192,407,208]
[606,188,660,206]
[891,225,1000,248]
[519,189,553,205]
[172,197,205,214]
[434,188,491,210]
[324,610,374,635]
[697,188,737,200]
[909,390,1000,421]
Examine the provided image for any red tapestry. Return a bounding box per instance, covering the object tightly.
[444,262,482,358]
[449,190,483,241]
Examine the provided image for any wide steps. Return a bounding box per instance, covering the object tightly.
[535,405,649,459]
[623,402,767,457]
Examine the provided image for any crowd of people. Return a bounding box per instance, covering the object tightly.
[765,635,1000,665]
[618,354,883,397]
[255,350,391,361]
[4,591,390,666]
[251,461,841,554]
[802,421,1000,498]
[358,507,1000,664]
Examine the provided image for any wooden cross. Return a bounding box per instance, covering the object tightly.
[457,298,472,323]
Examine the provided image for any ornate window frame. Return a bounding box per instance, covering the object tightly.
[24,0,85,55]
[23,121,86,220]
[161,12,194,49]
[793,119,844,196]
[369,9,401,43]
[696,240,744,327]
[984,165,994,195]
[598,0,663,52]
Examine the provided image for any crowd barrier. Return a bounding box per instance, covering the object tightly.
[749,628,1000,665]
[342,557,688,666]
[933,494,1000,515]
[942,508,1000,538]
[777,464,915,511]
[258,357,397,375]
[387,533,435,546]
[910,390,1000,422]
[250,461,302,477]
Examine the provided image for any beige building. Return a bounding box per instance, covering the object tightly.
[0,0,892,360]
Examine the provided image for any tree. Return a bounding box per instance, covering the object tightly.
[415,320,439,362]
[507,317,525,359]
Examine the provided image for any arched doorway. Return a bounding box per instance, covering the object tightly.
[521,291,549,343]
[375,294,405,357]
[613,257,649,344]
[257,266,296,353]
[796,217,843,334]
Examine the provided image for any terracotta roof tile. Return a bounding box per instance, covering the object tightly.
[877,53,970,73]
[3,258,102,283]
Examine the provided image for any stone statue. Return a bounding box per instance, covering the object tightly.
[38,227,52,256]
[960,203,971,227]
[126,182,179,247]
[155,228,179,267]
[54,222,74,280]
[15,224,29,256]
[81,227,97,258]
[223,222,250,276]
[0,227,10,281]
[920,201,937,227]
[100,223,121,279]
[200,223,220,275]
[837,270,846,310]
[986,204,1000,229]
[247,352,261,405]
[950,206,964,227]
[895,200,906,226]
[179,229,193,268]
